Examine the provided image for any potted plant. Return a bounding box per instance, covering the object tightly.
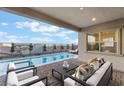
[72,43,75,50]
[10,43,15,57]
[29,43,33,55]
[43,44,47,52]
[53,44,56,52]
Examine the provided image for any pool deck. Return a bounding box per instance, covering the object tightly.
[0,58,124,86]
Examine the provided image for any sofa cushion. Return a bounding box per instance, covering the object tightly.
[64,74,76,86]
[86,62,111,86]
[8,63,16,71]
[17,70,33,81]
[7,71,18,86]
[30,81,45,86]
[18,76,39,86]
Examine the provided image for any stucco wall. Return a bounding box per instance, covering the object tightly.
[78,20,124,72]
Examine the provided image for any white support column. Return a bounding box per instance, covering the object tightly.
[78,30,87,61]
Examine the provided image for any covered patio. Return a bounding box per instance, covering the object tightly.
[1,7,124,86]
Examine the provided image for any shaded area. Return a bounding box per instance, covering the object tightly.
[0,58,124,86]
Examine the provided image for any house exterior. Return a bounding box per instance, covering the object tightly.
[78,18,124,72]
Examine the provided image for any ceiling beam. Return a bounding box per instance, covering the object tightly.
[1,7,81,32]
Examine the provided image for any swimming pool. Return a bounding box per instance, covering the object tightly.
[0,52,77,75]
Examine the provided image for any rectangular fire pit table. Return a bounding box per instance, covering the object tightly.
[52,62,79,85]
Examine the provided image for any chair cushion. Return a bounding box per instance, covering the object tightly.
[86,62,111,86]
[17,70,33,81]
[8,63,16,71]
[18,76,39,86]
[15,67,34,72]
[7,71,18,86]
[30,81,45,86]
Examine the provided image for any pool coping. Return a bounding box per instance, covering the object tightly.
[0,52,77,63]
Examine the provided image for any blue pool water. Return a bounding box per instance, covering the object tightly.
[0,52,77,75]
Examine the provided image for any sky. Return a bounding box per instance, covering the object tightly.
[0,10,78,44]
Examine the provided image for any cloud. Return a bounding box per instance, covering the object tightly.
[16,22,24,28]
[54,32,67,37]
[15,21,75,41]
[16,21,60,33]
[64,38,78,44]
[0,31,8,36]
[5,35,28,43]
[69,39,78,44]
[14,21,77,44]
[5,35,20,43]
[58,30,77,44]
[18,36,28,39]
[5,35,19,42]
[31,37,53,43]
[32,25,60,33]
[6,35,18,39]
[7,38,21,43]
[42,33,52,36]
[1,22,8,26]
[63,36,70,40]
[53,31,74,37]
[72,39,78,44]
[6,35,28,39]
[63,30,74,34]
[41,31,74,42]
[16,21,40,29]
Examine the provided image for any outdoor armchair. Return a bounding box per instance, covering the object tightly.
[6,67,48,86]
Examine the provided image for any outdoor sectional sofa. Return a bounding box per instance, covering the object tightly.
[64,60,113,86]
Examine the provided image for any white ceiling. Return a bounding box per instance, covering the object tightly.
[30,7,124,28]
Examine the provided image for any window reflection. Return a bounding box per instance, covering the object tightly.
[87,31,119,54]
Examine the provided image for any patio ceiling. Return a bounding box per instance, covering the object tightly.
[2,7,124,31]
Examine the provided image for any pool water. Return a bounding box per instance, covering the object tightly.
[0,53,77,75]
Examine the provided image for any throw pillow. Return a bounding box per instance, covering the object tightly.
[88,58,97,64]
[74,64,96,85]
[97,58,106,67]
[89,62,99,70]
[88,58,100,70]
